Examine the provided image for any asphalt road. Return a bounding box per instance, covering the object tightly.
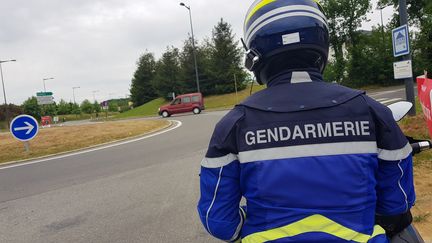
[0,86,412,243]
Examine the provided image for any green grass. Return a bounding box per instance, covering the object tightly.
[115,98,167,119]
[114,86,267,119]
[0,121,7,132]
[204,85,266,110]
[413,213,430,223]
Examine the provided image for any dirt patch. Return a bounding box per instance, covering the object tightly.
[412,163,432,239]
[0,120,169,164]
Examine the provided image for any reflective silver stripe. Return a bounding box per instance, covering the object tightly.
[206,167,224,236]
[244,5,327,39]
[246,11,328,45]
[229,210,244,241]
[201,154,238,168]
[238,142,378,163]
[378,143,412,161]
[291,72,312,83]
[397,160,409,212]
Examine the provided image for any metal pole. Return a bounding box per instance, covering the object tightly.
[185,5,200,93]
[399,0,416,115]
[73,89,76,104]
[0,63,7,106]
[380,8,385,44]
[0,63,9,128]
[234,74,238,104]
[43,79,46,93]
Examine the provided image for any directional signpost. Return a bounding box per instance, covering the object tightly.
[36,92,54,105]
[10,115,39,152]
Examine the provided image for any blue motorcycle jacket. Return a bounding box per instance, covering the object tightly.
[198,70,415,243]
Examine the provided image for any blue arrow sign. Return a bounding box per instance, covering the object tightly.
[10,115,39,142]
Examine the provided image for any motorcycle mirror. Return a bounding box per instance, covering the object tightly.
[388,101,413,122]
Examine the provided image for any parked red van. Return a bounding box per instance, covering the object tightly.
[158,93,205,118]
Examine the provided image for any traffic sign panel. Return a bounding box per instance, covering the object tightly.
[37,92,53,97]
[392,25,410,57]
[10,115,39,142]
[37,96,54,105]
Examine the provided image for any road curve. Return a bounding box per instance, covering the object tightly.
[0,87,409,243]
[0,112,225,243]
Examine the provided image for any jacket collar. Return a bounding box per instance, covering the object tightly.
[240,71,365,113]
[267,70,324,87]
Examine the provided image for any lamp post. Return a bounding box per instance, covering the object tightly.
[42,77,54,93]
[92,90,99,102]
[0,59,16,107]
[72,87,80,104]
[180,2,200,93]
[0,59,16,127]
[376,5,386,44]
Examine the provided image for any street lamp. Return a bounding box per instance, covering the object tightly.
[180,2,200,93]
[92,90,100,102]
[42,77,54,93]
[72,87,80,104]
[0,59,16,106]
[0,59,16,127]
[376,4,387,44]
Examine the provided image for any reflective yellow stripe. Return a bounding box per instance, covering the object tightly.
[371,225,386,239]
[242,215,386,243]
[245,0,276,25]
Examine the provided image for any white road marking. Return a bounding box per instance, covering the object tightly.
[368,88,405,97]
[376,98,388,102]
[0,120,182,170]
[381,98,403,105]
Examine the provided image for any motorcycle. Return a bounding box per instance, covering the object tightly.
[388,101,428,243]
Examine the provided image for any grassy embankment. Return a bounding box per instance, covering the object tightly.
[116,85,266,119]
[399,99,432,239]
[0,120,169,164]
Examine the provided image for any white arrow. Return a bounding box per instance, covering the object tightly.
[14,122,35,135]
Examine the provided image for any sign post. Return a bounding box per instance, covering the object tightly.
[10,115,39,152]
[392,0,416,116]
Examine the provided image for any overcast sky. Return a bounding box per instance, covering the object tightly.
[0,0,395,105]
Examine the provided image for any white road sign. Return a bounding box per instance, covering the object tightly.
[393,60,413,79]
[392,25,410,57]
[37,96,54,105]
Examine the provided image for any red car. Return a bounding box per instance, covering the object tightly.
[158,93,205,118]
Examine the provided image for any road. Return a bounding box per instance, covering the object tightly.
[0,86,413,243]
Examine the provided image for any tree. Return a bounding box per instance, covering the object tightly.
[0,104,23,121]
[71,102,80,115]
[130,52,158,107]
[321,0,371,83]
[152,47,183,99]
[80,99,94,114]
[347,28,399,87]
[179,37,212,94]
[93,101,101,114]
[57,99,72,115]
[208,19,247,94]
[108,101,118,112]
[22,97,42,119]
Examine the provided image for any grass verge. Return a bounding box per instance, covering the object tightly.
[0,120,170,164]
[115,85,267,119]
[115,98,167,119]
[399,99,432,239]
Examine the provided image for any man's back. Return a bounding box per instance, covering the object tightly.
[198,71,414,242]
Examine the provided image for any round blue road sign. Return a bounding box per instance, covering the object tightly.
[10,115,39,142]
